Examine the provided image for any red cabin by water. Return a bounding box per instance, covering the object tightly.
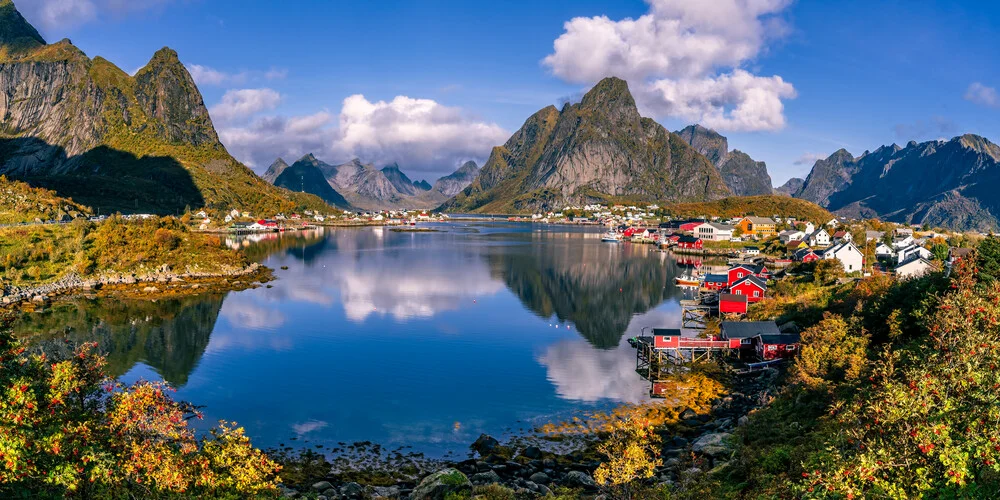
[755,334,801,360]
[677,235,703,250]
[719,293,748,314]
[729,275,767,302]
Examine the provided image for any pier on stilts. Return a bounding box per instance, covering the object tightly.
[629,328,741,398]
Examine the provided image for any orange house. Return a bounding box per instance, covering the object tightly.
[738,216,777,238]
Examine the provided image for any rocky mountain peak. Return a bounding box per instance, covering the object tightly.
[262,158,290,183]
[133,46,219,146]
[579,77,641,125]
[676,124,729,166]
[0,0,44,55]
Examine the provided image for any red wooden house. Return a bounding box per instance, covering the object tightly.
[623,227,640,238]
[719,293,748,315]
[703,274,729,291]
[729,275,767,302]
[677,235,703,250]
[754,333,801,360]
[726,264,767,286]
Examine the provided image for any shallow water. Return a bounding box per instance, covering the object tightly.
[15,222,698,457]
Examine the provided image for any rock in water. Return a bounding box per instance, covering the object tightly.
[410,468,472,500]
[471,433,499,456]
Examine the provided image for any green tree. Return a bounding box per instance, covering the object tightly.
[931,243,950,262]
[976,236,1000,283]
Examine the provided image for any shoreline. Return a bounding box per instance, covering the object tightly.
[2,262,271,310]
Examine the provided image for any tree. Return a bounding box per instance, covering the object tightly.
[594,418,661,500]
[931,243,950,262]
[814,259,845,284]
[791,313,869,392]
[977,236,1000,284]
[0,317,281,498]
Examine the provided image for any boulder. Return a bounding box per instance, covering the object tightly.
[738,416,749,427]
[410,468,472,500]
[564,470,597,489]
[522,446,542,459]
[311,481,334,492]
[341,482,364,498]
[372,485,401,498]
[471,433,500,457]
[692,433,732,457]
[142,286,160,294]
[529,471,550,484]
[680,408,698,420]
[470,470,502,485]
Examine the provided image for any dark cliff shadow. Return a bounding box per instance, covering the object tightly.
[487,239,685,349]
[13,294,225,387]
[0,137,204,215]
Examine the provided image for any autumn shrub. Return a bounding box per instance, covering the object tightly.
[594,417,661,500]
[790,313,869,392]
[0,317,281,498]
[153,227,181,250]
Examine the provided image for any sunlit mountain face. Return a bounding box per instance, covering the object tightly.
[13,223,693,455]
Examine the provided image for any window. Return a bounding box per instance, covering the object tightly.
[767,345,777,351]
[753,290,760,297]
[787,345,797,351]
[735,290,742,295]
[741,338,751,345]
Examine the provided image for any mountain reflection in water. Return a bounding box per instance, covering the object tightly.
[13,223,696,455]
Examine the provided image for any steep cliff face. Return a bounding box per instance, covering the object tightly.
[0,1,328,215]
[775,177,804,196]
[273,160,350,208]
[381,163,417,195]
[432,161,479,197]
[675,124,774,196]
[792,135,1000,230]
[262,158,289,183]
[441,78,730,213]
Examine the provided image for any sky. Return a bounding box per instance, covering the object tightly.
[14,0,1000,184]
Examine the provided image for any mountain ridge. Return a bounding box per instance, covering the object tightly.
[675,124,774,196]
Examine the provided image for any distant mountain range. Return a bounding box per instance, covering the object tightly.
[780,135,1000,231]
[440,77,731,213]
[675,125,774,196]
[0,0,330,215]
[264,155,481,210]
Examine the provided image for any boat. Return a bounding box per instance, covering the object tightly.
[601,231,622,242]
[675,268,702,287]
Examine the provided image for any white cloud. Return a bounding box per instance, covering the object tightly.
[964,82,998,108]
[18,0,170,32]
[210,88,282,123]
[331,94,508,173]
[186,64,288,87]
[216,94,508,174]
[543,0,795,132]
[793,152,826,166]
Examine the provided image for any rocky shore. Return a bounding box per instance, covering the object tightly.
[1,262,268,308]
[277,369,780,499]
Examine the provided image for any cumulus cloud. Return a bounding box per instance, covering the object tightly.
[543,0,795,131]
[18,0,170,32]
[210,88,282,123]
[964,82,998,108]
[187,64,288,87]
[216,94,507,174]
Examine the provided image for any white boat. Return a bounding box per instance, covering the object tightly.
[601,231,622,242]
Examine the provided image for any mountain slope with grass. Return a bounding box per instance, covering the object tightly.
[0,0,328,216]
[439,77,730,214]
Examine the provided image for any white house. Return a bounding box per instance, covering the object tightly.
[826,218,840,228]
[896,244,933,264]
[892,235,915,250]
[779,229,806,244]
[823,241,864,273]
[804,222,816,234]
[896,258,934,279]
[807,229,832,247]
[875,242,894,258]
[694,222,735,241]
[865,230,885,242]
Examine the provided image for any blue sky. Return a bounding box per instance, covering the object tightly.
[16,0,1000,184]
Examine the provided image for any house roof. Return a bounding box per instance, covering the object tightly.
[720,321,780,339]
[896,256,933,270]
[731,275,767,290]
[759,333,802,345]
[705,274,729,283]
[833,230,848,238]
[720,293,748,304]
[732,263,765,274]
[651,328,682,337]
[793,248,816,259]
[743,216,776,225]
[786,240,806,250]
[678,235,701,243]
[950,247,973,258]
[697,222,734,231]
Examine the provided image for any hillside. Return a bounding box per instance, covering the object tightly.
[0,1,329,216]
[676,125,774,196]
[787,135,1000,230]
[664,195,834,222]
[0,176,90,224]
[439,77,731,214]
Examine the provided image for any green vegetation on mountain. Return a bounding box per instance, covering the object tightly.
[664,195,834,222]
[0,1,329,216]
[440,78,731,214]
[0,216,245,287]
[0,176,90,224]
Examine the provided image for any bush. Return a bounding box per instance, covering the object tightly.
[0,317,281,498]
[153,227,181,250]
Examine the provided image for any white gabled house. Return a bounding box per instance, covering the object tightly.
[896,244,932,264]
[896,257,934,279]
[822,241,864,273]
[807,228,831,247]
[874,242,894,258]
[892,235,915,250]
[694,222,735,241]
[779,229,806,244]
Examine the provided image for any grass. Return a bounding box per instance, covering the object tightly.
[665,195,835,223]
[0,215,245,288]
[0,176,90,224]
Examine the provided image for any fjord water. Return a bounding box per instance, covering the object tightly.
[14,222,695,456]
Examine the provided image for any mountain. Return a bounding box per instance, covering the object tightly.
[414,180,432,191]
[263,158,289,184]
[381,163,418,195]
[0,1,328,215]
[439,77,730,213]
[319,158,403,209]
[788,135,1000,230]
[676,124,774,196]
[775,177,804,197]
[432,161,480,198]
[273,159,350,208]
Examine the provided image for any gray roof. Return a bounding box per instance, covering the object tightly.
[720,321,780,339]
[759,333,801,345]
[651,328,682,336]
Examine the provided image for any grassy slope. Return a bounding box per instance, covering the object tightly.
[0,216,245,287]
[664,195,834,223]
[0,176,90,224]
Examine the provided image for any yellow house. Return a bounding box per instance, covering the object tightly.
[738,216,777,238]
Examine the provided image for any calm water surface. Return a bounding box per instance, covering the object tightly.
[15,222,698,456]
